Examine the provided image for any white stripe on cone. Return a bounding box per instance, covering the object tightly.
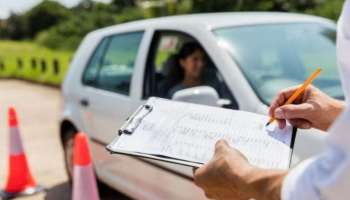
[72,164,99,200]
[9,127,24,156]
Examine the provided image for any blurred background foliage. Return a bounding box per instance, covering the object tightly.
[0,0,344,51]
[0,0,344,85]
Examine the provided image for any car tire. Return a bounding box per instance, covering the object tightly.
[62,129,76,181]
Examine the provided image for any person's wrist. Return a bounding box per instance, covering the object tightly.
[332,99,345,115]
[244,167,287,200]
[325,98,345,130]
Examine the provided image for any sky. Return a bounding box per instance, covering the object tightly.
[0,0,111,19]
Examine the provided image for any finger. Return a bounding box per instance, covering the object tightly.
[193,165,207,186]
[216,140,249,162]
[193,165,206,178]
[215,139,230,155]
[204,192,214,199]
[232,148,248,161]
[288,119,311,129]
[269,95,286,117]
[269,100,280,117]
[274,103,313,120]
[276,119,286,129]
[302,85,314,102]
[269,86,303,117]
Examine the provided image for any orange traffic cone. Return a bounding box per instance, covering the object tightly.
[72,132,100,200]
[0,107,43,199]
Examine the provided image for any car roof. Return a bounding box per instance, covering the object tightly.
[91,12,335,36]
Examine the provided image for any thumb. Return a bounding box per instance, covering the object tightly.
[274,103,313,120]
[214,139,230,155]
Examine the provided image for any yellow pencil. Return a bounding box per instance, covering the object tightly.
[265,67,322,127]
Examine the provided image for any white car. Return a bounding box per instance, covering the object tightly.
[61,12,342,199]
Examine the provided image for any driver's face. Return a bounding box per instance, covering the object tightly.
[180,50,205,79]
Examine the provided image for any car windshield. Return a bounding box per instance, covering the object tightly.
[213,23,343,105]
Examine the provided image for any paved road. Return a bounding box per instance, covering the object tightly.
[0,80,128,200]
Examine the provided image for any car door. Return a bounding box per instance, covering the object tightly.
[80,31,145,144]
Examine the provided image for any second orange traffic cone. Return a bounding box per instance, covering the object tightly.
[72,132,100,200]
[0,107,43,199]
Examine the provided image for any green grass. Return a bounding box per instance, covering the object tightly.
[0,40,73,86]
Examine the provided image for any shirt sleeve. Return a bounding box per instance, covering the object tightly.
[281,146,349,200]
[281,107,350,200]
[337,0,350,102]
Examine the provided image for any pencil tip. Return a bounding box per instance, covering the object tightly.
[265,122,270,127]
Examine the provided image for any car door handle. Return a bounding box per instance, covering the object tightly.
[80,99,89,107]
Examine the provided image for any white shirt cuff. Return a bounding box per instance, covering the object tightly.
[281,158,319,200]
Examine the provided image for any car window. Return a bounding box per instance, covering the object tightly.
[214,23,343,104]
[96,31,144,95]
[144,31,238,109]
[83,31,144,95]
[82,38,109,85]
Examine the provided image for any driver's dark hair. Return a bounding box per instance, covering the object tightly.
[169,41,204,83]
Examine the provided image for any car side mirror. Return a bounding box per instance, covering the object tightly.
[171,86,231,107]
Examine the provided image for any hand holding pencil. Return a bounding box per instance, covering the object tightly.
[268,67,345,131]
[266,68,322,127]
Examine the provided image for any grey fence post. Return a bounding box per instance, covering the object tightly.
[41,59,46,73]
[53,59,59,75]
[0,60,4,71]
[17,58,23,70]
[31,58,37,70]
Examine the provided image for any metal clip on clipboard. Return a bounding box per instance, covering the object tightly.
[118,104,153,135]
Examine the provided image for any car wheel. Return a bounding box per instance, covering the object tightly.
[62,129,76,181]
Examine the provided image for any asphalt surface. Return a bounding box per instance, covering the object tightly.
[0,80,129,200]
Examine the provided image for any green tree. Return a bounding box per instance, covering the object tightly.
[26,0,71,38]
[111,0,136,11]
[36,10,117,50]
[306,0,343,20]
[190,0,238,12]
[4,13,28,39]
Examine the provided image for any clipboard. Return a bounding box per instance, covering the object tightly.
[106,97,298,169]
[107,103,205,167]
